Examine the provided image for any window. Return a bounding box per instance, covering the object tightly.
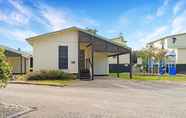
[161,40,165,49]
[59,46,68,69]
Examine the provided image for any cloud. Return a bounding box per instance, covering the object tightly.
[38,3,98,30]
[8,0,30,15]
[39,5,72,30]
[0,0,32,26]
[0,28,36,42]
[171,10,186,33]
[0,0,99,43]
[140,26,168,44]
[146,15,155,21]
[156,0,170,17]
[0,11,7,21]
[173,0,186,15]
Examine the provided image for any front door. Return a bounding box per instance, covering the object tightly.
[80,50,85,70]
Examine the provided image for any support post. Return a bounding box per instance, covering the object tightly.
[129,50,133,79]
[24,57,26,73]
[20,55,22,74]
[91,42,94,80]
[77,32,80,79]
[117,54,120,78]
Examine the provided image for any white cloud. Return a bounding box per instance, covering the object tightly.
[0,28,36,42]
[146,15,155,21]
[171,10,186,34]
[173,0,186,15]
[39,5,74,30]
[0,1,99,44]
[0,0,32,26]
[8,0,30,15]
[140,26,168,44]
[156,0,170,17]
[38,3,98,31]
[0,11,7,21]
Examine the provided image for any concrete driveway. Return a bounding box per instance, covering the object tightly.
[1,77,186,118]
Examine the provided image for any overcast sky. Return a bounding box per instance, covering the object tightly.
[0,0,186,52]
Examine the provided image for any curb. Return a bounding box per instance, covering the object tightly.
[9,81,66,87]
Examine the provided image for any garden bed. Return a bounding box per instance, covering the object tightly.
[10,70,76,87]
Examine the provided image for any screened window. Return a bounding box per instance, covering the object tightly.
[59,46,68,69]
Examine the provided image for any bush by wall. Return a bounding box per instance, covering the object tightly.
[26,70,75,80]
[0,48,11,88]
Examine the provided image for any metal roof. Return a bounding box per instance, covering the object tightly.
[147,32,186,44]
[0,44,31,58]
[26,26,131,51]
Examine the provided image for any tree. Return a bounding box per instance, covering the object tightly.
[138,46,167,74]
[154,48,167,61]
[0,48,11,88]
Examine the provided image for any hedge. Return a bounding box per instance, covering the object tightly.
[26,70,75,80]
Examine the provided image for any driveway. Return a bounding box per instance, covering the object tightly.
[1,77,186,118]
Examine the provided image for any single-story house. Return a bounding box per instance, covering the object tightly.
[0,45,32,74]
[26,27,133,79]
[147,33,186,74]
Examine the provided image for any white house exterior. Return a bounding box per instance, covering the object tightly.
[26,27,132,79]
[109,35,129,64]
[147,33,186,73]
[108,35,132,73]
[0,45,31,74]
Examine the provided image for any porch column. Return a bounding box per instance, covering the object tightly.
[117,54,120,78]
[129,50,133,79]
[77,32,80,79]
[91,42,94,80]
[20,55,22,74]
[24,57,26,73]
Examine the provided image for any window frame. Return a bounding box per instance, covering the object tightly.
[58,46,68,69]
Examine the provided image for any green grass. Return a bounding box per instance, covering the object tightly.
[110,73,186,81]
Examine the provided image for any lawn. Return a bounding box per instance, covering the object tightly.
[110,73,186,81]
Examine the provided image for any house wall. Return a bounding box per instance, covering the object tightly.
[176,48,186,64]
[32,30,78,73]
[80,43,109,75]
[108,54,130,64]
[7,56,29,74]
[167,35,186,48]
[94,52,109,75]
[152,40,164,49]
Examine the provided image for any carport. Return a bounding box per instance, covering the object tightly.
[77,28,133,80]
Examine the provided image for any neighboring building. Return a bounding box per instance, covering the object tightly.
[26,27,132,79]
[147,33,186,73]
[0,45,32,74]
[109,35,129,64]
[108,35,131,72]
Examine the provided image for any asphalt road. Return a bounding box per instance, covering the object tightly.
[1,78,186,118]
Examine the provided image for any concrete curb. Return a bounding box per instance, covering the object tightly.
[9,81,66,87]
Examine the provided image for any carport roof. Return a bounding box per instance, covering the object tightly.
[0,44,31,58]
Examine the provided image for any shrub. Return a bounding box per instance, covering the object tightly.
[26,70,75,80]
[0,48,12,88]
